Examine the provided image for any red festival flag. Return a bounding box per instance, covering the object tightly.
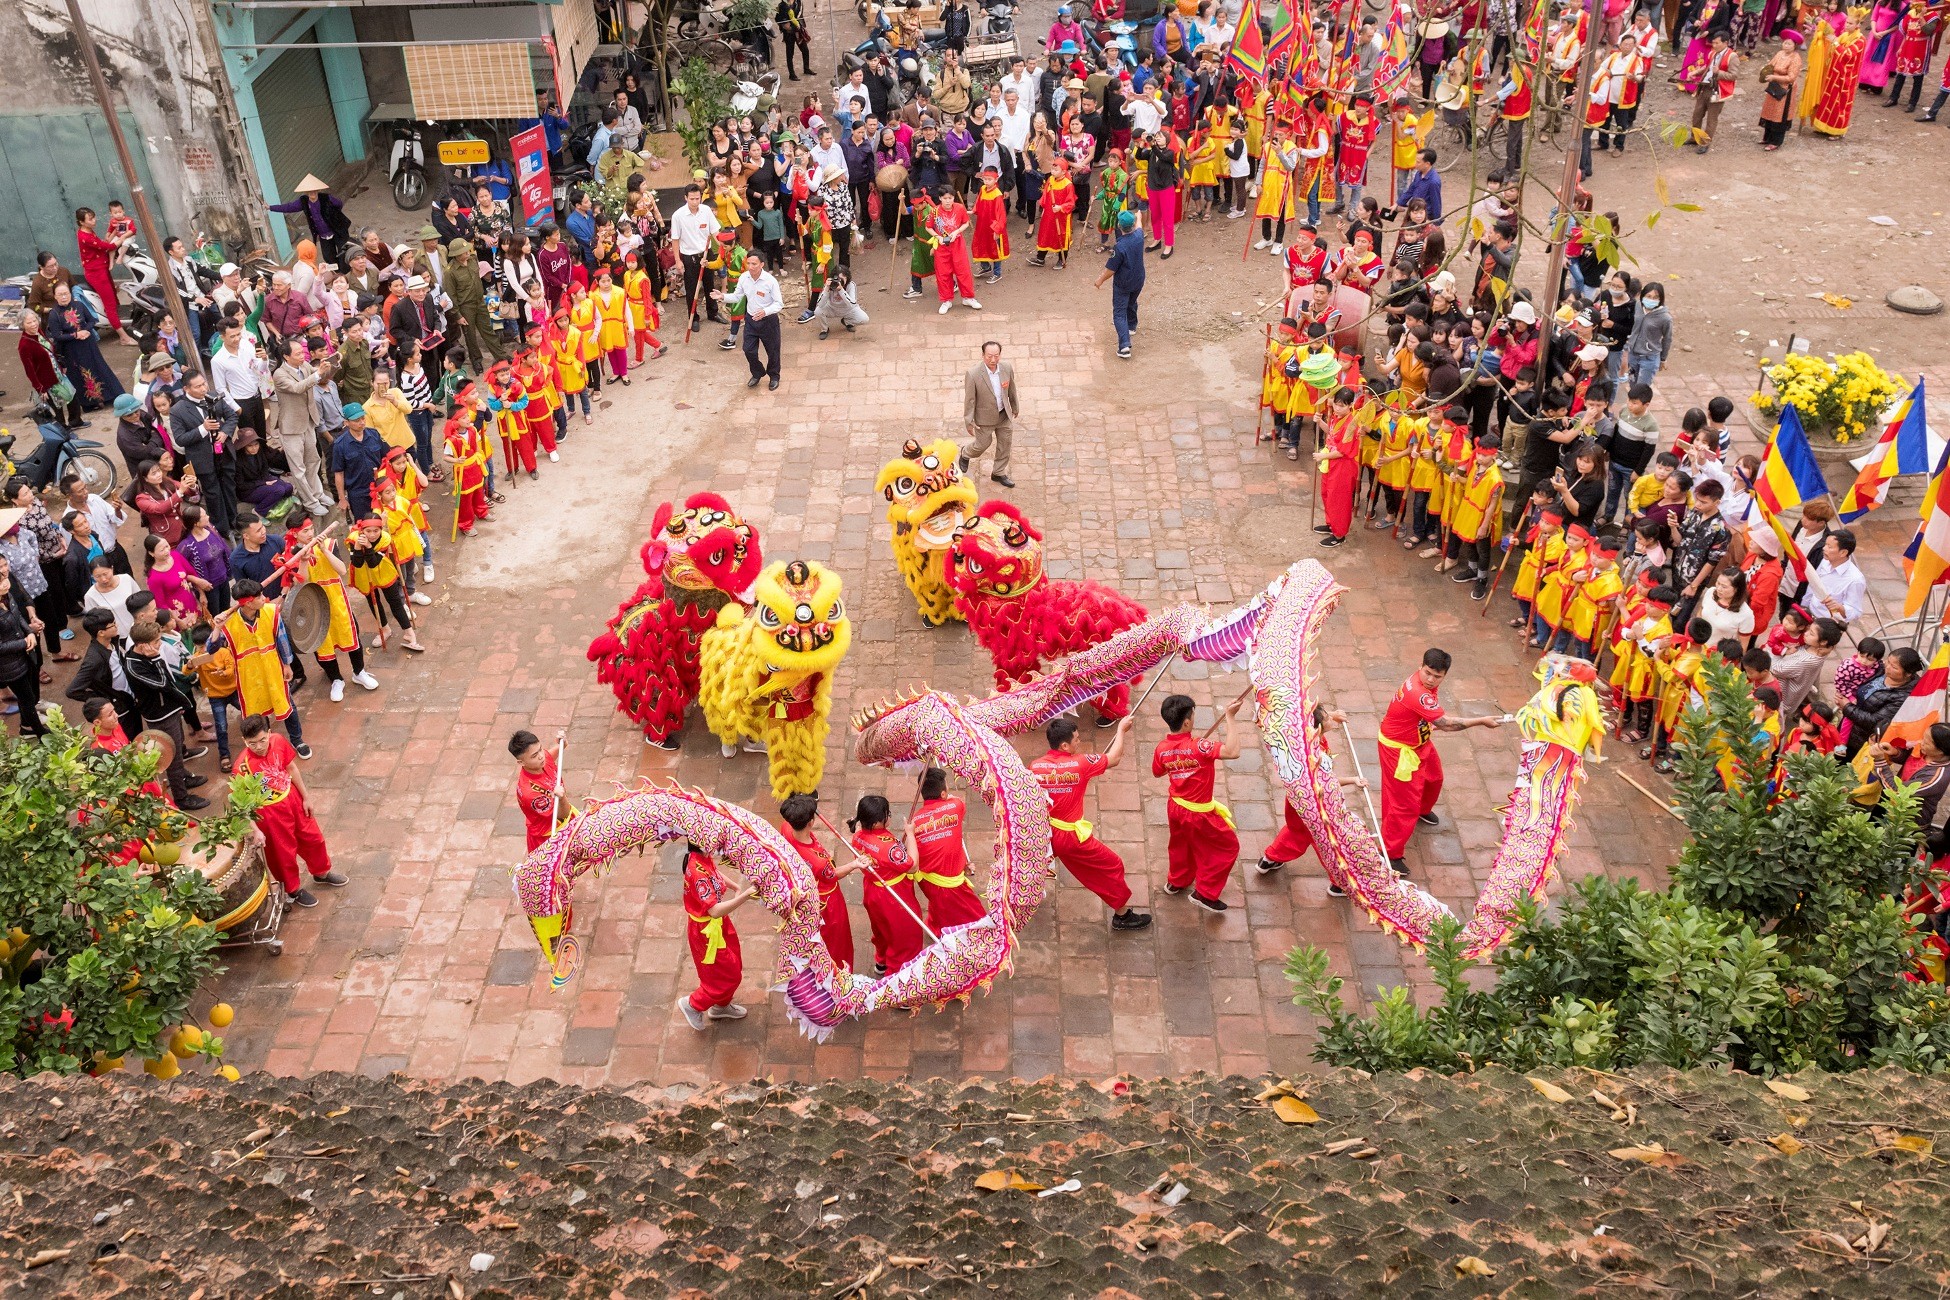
[1226,0,1268,79]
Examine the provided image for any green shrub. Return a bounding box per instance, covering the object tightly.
[0,723,229,1075]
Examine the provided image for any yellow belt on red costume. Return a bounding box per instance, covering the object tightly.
[1170,796,1235,827]
[912,870,970,889]
[686,913,726,964]
[1379,735,1424,781]
[1048,815,1094,843]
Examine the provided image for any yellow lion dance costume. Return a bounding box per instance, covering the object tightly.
[698,559,852,799]
[874,437,979,627]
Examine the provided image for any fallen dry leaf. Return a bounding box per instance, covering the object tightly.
[1322,1138,1368,1156]
[1865,1221,1891,1253]
[1887,1134,1935,1156]
[25,1249,71,1269]
[1271,1096,1321,1125]
[1528,1078,1574,1104]
[1456,1255,1497,1277]
[1591,1089,1619,1109]
[973,1170,1044,1193]
[1609,1143,1685,1167]
[1770,1133,1805,1156]
[1766,1080,1813,1103]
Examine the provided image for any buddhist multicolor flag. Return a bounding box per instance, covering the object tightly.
[1226,0,1268,79]
[1883,643,1950,748]
[1904,447,1950,616]
[1752,406,1832,519]
[1837,378,1932,522]
[1264,0,1301,67]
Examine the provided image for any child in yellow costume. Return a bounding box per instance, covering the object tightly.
[874,437,979,626]
[1372,407,1415,524]
[698,559,852,799]
[1612,587,1674,741]
[1531,522,1589,650]
[550,308,593,426]
[1509,504,1566,630]
[1563,536,1625,659]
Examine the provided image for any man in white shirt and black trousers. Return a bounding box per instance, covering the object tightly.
[669,184,725,328]
[736,253,785,390]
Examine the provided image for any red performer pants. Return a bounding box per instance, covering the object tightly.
[1323,456,1359,539]
[255,796,332,894]
[504,434,536,474]
[633,328,662,360]
[1263,798,1316,864]
[1377,740,1442,859]
[686,915,743,1011]
[818,887,855,972]
[527,413,557,455]
[1052,826,1132,912]
[454,486,488,533]
[935,240,976,302]
[607,346,629,380]
[1166,802,1239,898]
[863,878,927,972]
[917,876,987,929]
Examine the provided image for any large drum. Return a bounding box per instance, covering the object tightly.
[194,838,270,934]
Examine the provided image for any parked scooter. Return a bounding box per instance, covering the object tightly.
[389,120,429,210]
[6,418,119,495]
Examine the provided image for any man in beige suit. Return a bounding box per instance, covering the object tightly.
[961,340,1020,488]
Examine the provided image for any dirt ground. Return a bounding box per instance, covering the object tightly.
[6,1065,1949,1296]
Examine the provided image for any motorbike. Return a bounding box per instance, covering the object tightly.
[980,0,1018,37]
[4,418,119,496]
[388,120,429,210]
[730,70,782,117]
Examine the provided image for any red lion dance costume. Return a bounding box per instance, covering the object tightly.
[587,493,764,747]
[945,501,1148,721]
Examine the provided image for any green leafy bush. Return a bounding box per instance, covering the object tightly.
[672,57,738,171]
[1288,658,1950,1075]
[0,723,228,1076]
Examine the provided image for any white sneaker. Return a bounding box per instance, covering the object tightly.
[1252,238,1270,250]
[329,679,345,703]
[1269,243,1283,257]
[938,301,952,314]
[548,450,559,462]
[964,298,982,310]
[353,670,379,691]
[421,563,434,583]
[409,591,431,606]
[705,1002,748,1020]
[740,738,766,753]
[720,742,738,758]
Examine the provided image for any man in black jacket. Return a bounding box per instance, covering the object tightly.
[388,277,447,369]
[168,372,240,538]
[969,119,1017,193]
[64,608,140,740]
[940,0,970,51]
[125,617,209,809]
[0,570,46,738]
[863,54,897,122]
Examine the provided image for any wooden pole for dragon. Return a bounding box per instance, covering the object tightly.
[815,810,940,945]
[1480,502,1536,616]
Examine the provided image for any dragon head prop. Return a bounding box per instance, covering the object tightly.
[645,492,764,602]
[946,500,1046,600]
[875,438,979,555]
[751,559,852,686]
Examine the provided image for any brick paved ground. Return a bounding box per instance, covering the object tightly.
[210,309,1950,1088]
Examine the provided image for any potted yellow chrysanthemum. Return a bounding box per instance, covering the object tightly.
[1750,350,1905,448]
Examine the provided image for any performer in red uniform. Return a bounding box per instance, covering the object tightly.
[847,795,928,974]
[1317,387,1362,546]
[678,844,756,1030]
[903,768,987,929]
[1283,222,1329,297]
[234,715,347,907]
[1028,716,1152,930]
[1377,648,1504,874]
[779,792,857,972]
[508,729,567,852]
[1256,704,1373,898]
[1152,693,1245,909]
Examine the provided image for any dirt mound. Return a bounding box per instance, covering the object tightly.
[3,1066,1946,1296]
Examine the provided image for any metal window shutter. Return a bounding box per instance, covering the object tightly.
[254,44,346,198]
